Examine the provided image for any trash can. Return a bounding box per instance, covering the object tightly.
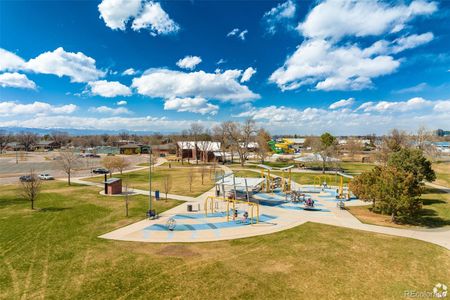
[187,204,193,212]
[155,190,160,200]
[216,189,220,197]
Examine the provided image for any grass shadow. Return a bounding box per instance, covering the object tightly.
[39,207,71,212]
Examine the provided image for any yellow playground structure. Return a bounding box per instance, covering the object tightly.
[268,138,295,154]
[259,164,294,193]
[204,196,260,224]
[313,174,351,199]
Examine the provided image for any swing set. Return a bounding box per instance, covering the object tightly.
[204,196,260,224]
[259,164,294,193]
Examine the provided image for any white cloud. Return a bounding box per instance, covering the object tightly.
[298,0,438,41]
[263,0,297,34]
[122,68,137,75]
[227,28,248,40]
[329,97,355,109]
[0,101,77,117]
[236,97,450,134]
[0,48,26,72]
[227,28,240,37]
[132,68,260,102]
[239,30,248,41]
[394,82,428,94]
[217,59,227,65]
[98,0,142,30]
[98,0,179,35]
[391,32,434,53]
[89,106,131,115]
[240,67,256,83]
[0,72,36,90]
[0,115,216,132]
[131,1,179,36]
[88,80,131,97]
[116,100,127,105]
[270,39,399,91]
[357,97,431,112]
[26,47,105,83]
[176,56,202,70]
[164,97,219,115]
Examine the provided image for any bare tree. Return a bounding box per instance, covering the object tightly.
[102,156,117,177]
[116,156,130,174]
[346,138,362,160]
[50,131,69,147]
[255,128,271,163]
[20,170,41,210]
[189,123,204,164]
[59,149,80,185]
[187,168,195,192]
[162,175,173,200]
[223,119,256,166]
[200,164,207,185]
[213,123,230,165]
[0,130,13,153]
[17,131,38,151]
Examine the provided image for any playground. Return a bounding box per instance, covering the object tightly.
[100,165,363,243]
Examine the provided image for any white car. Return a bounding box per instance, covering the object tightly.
[38,173,54,180]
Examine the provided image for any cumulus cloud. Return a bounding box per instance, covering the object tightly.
[356,97,432,112]
[98,0,142,30]
[164,97,219,115]
[329,97,355,109]
[227,28,248,40]
[262,0,296,34]
[122,68,137,75]
[391,32,434,53]
[131,1,180,35]
[98,0,179,36]
[0,72,36,90]
[0,48,26,72]
[26,47,105,83]
[0,101,77,117]
[89,106,131,115]
[270,39,399,91]
[88,80,131,97]
[240,67,256,83]
[116,100,127,105]
[298,0,438,41]
[132,68,260,102]
[176,56,202,70]
[0,115,216,132]
[236,97,450,134]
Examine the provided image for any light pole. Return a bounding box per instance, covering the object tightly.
[148,145,152,213]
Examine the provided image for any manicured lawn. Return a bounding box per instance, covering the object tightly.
[347,187,450,228]
[433,161,450,187]
[339,162,376,174]
[1,182,449,299]
[83,166,220,197]
[233,169,350,186]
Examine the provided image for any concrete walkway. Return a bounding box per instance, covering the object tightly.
[67,162,450,249]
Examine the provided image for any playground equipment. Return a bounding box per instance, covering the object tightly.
[204,196,259,224]
[259,165,272,193]
[279,166,293,192]
[268,138,295,154]
[259,164,294,193]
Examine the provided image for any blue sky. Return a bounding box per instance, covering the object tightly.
[0,0,449,135]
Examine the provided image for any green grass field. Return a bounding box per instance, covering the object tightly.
[83,166,220,197]
[433,161,450,188]
[1,182,449,299]
[348,187,450,228]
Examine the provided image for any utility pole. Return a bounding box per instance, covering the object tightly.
[148,145,152,213]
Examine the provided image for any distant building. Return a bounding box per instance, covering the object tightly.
[34,140,59,151]
[177,141,221,162]
[119,144,150,154]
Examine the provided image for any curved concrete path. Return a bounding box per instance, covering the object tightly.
[67,162,450,249]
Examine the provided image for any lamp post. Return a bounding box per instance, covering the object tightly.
[148,144,152,212]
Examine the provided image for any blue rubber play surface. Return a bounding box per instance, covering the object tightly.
[144,214,277,232]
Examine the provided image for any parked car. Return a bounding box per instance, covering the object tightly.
[38,173,54,180]
[93,168,110,174]
[19,175,36,182]
[107,153,115,156]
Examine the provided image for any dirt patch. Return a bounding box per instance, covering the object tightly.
[260,261,293,274]
[156,245,200,257]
